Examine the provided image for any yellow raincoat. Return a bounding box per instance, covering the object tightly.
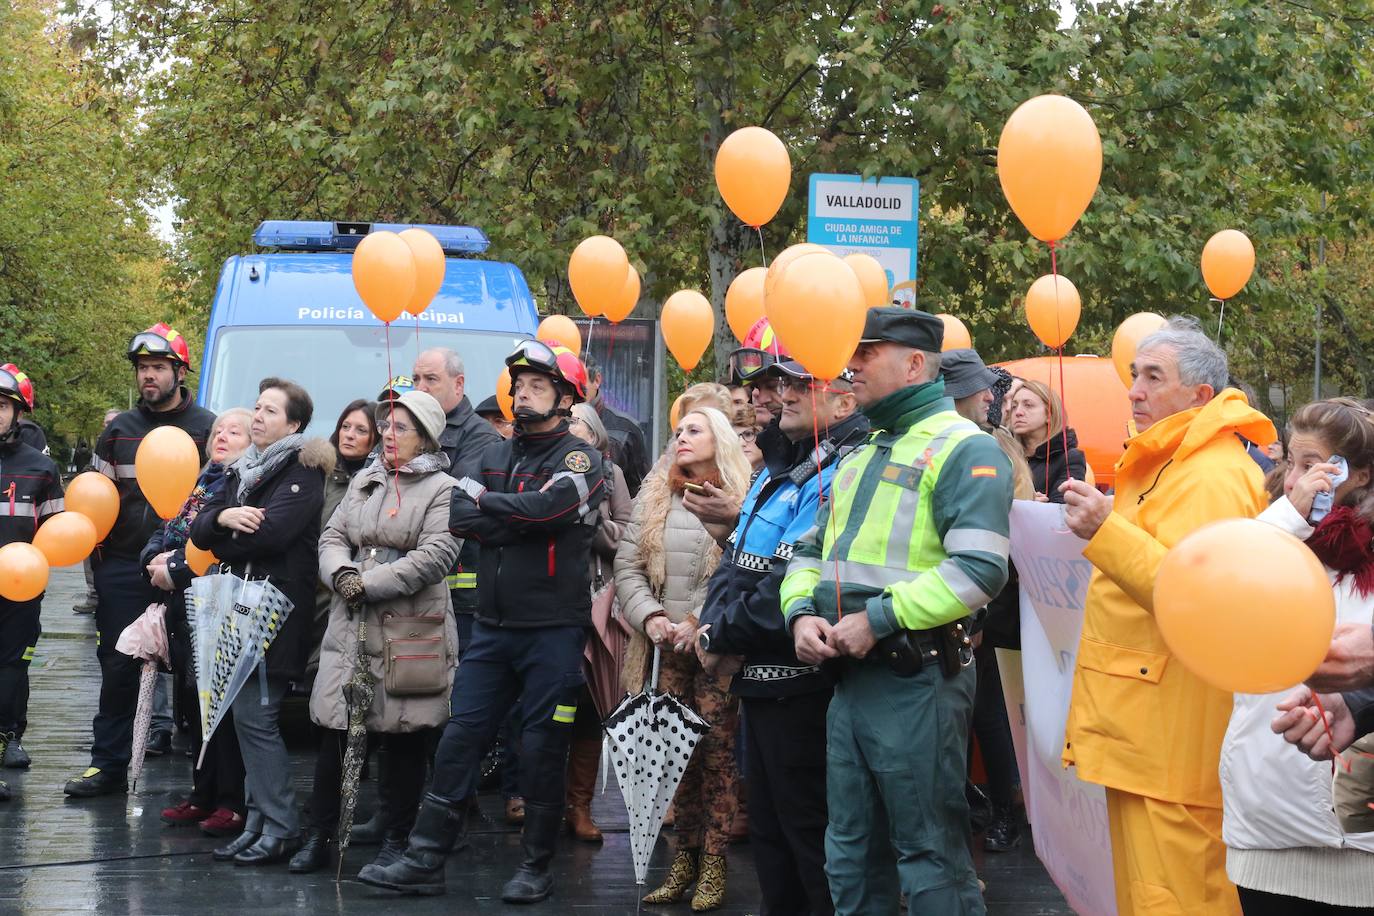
[1063,389,1275,915]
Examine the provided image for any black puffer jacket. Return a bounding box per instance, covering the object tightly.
[1026,427,1088,503]
[189,439,333,681]
[91,388,216,559]
[435,396,502,615]
[450,421,605,628]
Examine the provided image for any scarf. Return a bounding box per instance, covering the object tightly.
[637,465,727,595]
[163,463,228,549]
[1308,505,1374,597]
[863,378,948,433]
[234,433,304,502]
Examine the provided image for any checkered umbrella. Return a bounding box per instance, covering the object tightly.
[602,647,711,884]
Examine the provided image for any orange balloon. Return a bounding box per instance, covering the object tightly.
[1201,229,1256,300]
[603,264,641,324]
[1155,518,1335,693]
[998,94,1102,242]
[495,368,515,421]
[714,126,791,228]
[399,228,445,316]
[0,542,49,601]
[764,243,830,302]
[1110,312,1168,387]
[537,314,583,359]
[351,231,417,323]
[661,290,715,372]
[844,254,890,308]
[65,471,119,541]
[136,426,201,520]
[1024,274,1082,349]
[185,542,219,576]
[725,268,767,343]
[937,314,972,351]
[766,254,866,380]
[669,393,686,429]
[568,236,629,319]
[32,512,97,567]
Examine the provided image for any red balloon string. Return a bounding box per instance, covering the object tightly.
[1049,240,1074,487]
[814,382,844,621]
[415,313,421,357]
[384,321,401,517]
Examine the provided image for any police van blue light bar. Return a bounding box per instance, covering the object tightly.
[252,220,490,255]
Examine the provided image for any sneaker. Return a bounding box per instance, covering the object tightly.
[2,738,28,769]
[63,767,128,798]
[145,731,173,758]
[161,801,212,826]
[199,807,246,838]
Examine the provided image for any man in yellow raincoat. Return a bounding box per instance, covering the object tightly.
[1060,317,1276,916]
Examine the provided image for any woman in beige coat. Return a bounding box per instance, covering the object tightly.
[616,406,752,911]
[292,391,459,876]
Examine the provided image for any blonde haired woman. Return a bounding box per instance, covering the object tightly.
[1008,379,1086,502]
[616,407,751,911]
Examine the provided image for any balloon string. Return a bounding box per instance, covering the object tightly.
[384,321,401,517]
[755,227,769,267]
[813,383,843,621]
[415,314,421,358]
[1050,240,1073,485]
[586,317,596,355]
[605,321,619,368]
[1215,297,1226,342]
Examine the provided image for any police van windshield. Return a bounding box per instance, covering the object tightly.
[204,326,526,436]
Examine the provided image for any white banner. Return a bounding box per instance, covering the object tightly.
[1008,501,1118,916]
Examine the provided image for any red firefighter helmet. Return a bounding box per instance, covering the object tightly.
[505,339,589,403]
[127,322,192,370]
[0,363,35,412]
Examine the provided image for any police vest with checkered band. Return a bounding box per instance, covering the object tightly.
[781,404,1013,632]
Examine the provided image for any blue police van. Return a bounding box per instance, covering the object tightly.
[197,220,539,434]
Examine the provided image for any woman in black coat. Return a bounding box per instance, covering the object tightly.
[1008,378,1088,503]
[189,377,332,866]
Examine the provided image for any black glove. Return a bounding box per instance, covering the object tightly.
[334,569,366,613]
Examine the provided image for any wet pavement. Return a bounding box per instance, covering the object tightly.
[1,567,1072,915]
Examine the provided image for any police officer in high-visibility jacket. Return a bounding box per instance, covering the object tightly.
[780,307,1013,916]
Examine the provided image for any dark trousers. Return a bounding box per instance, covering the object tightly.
[431,620,585,809]
[744,692,835,916]
[1238,886,1374,916]
[0,597,40,737]
[91,557,157,772]
[308,727,427,836]
[456,612,523,797]
[187,707,246,814]
[971,647,1019,808]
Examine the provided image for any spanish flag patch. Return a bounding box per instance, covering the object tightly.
[971,466,998,478]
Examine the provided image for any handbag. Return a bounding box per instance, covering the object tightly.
[381,613,449,696]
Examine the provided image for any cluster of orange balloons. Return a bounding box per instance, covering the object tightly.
[0,470,121,601]
[569,236,639,323]
[351,228,447,323]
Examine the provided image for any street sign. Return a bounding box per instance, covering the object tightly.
[806,173,920,306]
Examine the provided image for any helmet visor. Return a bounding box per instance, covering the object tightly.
[506,339,560,374]
[728,348,776,384]
[128,332,179,362]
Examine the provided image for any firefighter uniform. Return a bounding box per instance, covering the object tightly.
[780,309,1013,916]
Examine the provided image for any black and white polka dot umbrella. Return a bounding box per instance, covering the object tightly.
[602,647,711,884]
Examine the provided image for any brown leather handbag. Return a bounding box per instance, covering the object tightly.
[381,613,449,696]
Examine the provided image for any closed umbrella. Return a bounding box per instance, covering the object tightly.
[602,647,710,884]
[114,604,170,793]
[335,615,375,880]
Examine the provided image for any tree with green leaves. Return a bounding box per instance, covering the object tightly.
[77,0,1374,412]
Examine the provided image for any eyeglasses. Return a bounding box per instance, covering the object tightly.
[735,428,757,443]
[377,421,416,436]
[752,377,786,394]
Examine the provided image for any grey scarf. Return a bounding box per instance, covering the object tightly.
[234,433,305,501]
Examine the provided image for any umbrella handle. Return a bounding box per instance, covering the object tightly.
[650,645,661,693]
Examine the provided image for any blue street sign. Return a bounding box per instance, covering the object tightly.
[806,174,920,306]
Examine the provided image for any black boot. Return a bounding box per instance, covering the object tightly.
[350,810,385,846]
[370,827,411,870]
[965,782,992,834]
[289,829,333,873]
[501,801,561,904]
[984,804,1022,852]
[357,794,467,896]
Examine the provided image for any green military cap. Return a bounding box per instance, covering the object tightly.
[859,306,944,351]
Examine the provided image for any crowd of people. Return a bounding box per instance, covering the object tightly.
[0,306,1371,916]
